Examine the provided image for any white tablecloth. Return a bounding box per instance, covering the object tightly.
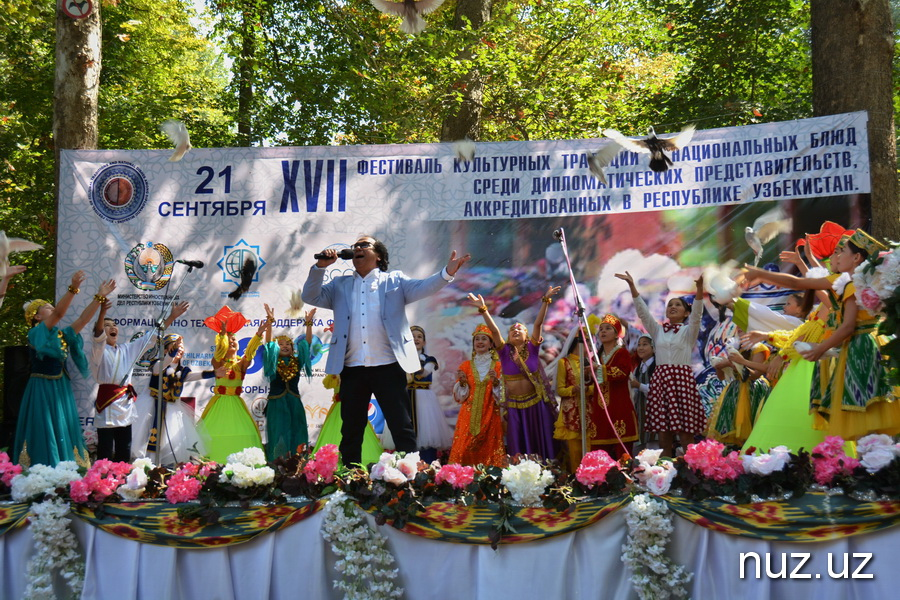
[1,507,897,599]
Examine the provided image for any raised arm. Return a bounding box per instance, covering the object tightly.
[531,285,560,345]
[93,297,111,338]
[264,303,275,343]
[163,301,190,330]
[240,312,273,370]
[43,271,86,330]
[616,271,660,337]
[304,307,317,345]
[467,293,504,348]
[742,265,830,291]
[70,278,117,333]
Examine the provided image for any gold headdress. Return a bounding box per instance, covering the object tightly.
[24,299,51,326]
[600,313,623,337]
[848,229,887,257]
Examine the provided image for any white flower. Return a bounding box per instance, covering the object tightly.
[226,447,267,467]
[644,464,677,495]
[380,466,407,486]
[116,484,145,501]
[860,447,897,473]
[222,462,274,488]
[501,460,553,506]
[856,434,895,456]
[369,462,387,481]
[131,457,155,471]
[395,452,420,480]
[637,448,663,467]
[742,446,790,476]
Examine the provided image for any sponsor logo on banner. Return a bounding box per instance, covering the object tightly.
[217,239,266,296]
[124,242,174,291]
[89,161,149,223]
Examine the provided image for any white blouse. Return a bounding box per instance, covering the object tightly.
[633,295,702,366]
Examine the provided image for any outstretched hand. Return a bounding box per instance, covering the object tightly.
[98,279,117,297]
[446,250,472,276]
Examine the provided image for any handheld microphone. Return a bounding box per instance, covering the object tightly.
[552,228,563,242]
[175,259,205,268]
[314,249,355,260]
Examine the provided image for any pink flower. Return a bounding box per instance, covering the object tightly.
[683,440,744,483]
[435,464,475,489]
[303,444,341,484]
[0,452,22,487]
[812,436,859,485]
[575,450,618,489]
[858,287,883,313]
[165,464,205,503]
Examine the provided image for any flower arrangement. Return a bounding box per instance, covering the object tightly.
[220,447,276,489]
[621,493,693,600]
[811,436,860,486]
[434,463,475,490]
[10,461,82,503]
[0,450,22,491]
[321,491,403,600]
[683,439,745,483]
[23,497,84,600]
[68,459,132,504]
[852,242,900,384]
[500,459,554,506]
[632,449,677,496]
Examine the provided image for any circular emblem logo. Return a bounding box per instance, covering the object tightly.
[125,242,174,291]
[130,331,158,368]
[89,162,149,223]
[225,248,255,280]
[251,397,268,419]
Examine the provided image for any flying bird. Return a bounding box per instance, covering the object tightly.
[370,0,447,35]
[160,119,191,162]
[587,141,623,185]
[453,138,476,163]
[703,260,741,305]
[0,231,43,280]
[228,254,258,300]
[285,290,304,319]
[602,124,696,172]
[745,205,792,266]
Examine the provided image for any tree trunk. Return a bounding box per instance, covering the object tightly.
[237,6,257,146]
[439,0,494,142]
[810,0,899,240]
[54,2,102,185]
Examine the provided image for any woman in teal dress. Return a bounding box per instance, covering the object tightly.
[15,272,116,466]
[262,304,315,461]
[197,306,267,463]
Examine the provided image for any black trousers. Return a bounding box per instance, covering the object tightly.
[97,425,132,462]
[339,363,417,466]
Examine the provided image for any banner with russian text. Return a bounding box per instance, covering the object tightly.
[57,112,868,449]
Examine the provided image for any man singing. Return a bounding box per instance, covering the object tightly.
[302,235,470,466]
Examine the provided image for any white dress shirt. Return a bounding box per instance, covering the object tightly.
[634,296,702,366]
[345,270,395,367]
[91,333,153,428]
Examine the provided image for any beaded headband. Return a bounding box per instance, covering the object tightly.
[163,333,183,348]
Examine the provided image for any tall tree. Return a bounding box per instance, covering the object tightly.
[811,0,899,239]
[54,0,103,185]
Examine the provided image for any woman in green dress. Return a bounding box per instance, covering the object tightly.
[15,272,116,466]
[262,304,315,460]
[197,306,267,463]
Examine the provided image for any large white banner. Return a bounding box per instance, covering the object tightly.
[57,112,869,443]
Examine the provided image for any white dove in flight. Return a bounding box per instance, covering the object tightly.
[745,205,792,266]
[587,140,623,185]
[370,0,447,35]
[0,231,43,280]
[602,124,696,172]
[453,138,476,163]
[160,119,192,162]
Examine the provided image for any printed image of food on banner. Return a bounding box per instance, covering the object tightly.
[56,112,869,449]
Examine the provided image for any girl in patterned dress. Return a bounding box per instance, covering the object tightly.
[615,272,705,457]
[743,230,900,440]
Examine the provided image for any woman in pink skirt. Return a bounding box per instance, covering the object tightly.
[615,272,705,457]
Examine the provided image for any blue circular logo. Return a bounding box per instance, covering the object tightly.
[89,162,149,223]
[225,248,255,280]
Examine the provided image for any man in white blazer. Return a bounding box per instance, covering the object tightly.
[302,235,470,465]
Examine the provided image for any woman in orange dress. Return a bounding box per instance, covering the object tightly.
[448,324,507,467]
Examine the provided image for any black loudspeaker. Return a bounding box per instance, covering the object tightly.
[1,345,30,451]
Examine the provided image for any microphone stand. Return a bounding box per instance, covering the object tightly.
[150,263,198,467]
[554,228,627,459]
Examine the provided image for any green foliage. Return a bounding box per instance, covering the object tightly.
[0,0,232,401]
